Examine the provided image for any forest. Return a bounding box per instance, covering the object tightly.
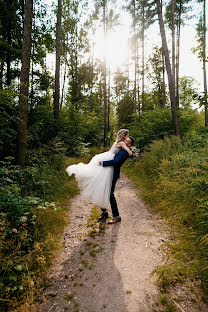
[0,0,208,310]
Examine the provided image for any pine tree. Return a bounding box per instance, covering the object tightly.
[18,0,33,167]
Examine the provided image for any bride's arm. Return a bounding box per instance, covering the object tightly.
[117,141,132,156]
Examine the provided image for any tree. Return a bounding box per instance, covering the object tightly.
[102,0,107,146]
[113,68,129,102]
[193,0,207,127]
[63,0,88,108]
[0,0,23,87]
[105,8,119,132]
[18,0,33,167]
[179,76,199,109]
[54,0,62,120]
[165,0,193,107]
[93,0,118,145]
[171,0,176,106]
[148,46,165,108]
[138,0,155,112]
[202,0,207,127]
[30,1,54,107]
[125,0,139,112]
[156,0,180,135]
[117,93,134,128]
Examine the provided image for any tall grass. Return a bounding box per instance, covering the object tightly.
[124,133,208,291]
[0,147,80,311]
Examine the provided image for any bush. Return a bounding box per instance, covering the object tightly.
[0,89,18,160]
[129,108,202,151]
[0,143,78,311]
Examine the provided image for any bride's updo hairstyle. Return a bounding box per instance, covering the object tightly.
[116,129,129,142]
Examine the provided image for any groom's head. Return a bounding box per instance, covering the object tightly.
[125,136,134,147]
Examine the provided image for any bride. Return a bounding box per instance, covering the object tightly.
[66,129,132,208]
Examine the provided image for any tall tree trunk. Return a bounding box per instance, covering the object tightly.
[203,0,207,127]
[107,65,110,132]
[103,0,107,146]
[6,0,12,85]
[156,0,180,136]
[137,45,141,113]
[141,4,145,112]
[90,41,95,112]
[54,0,62,120]
[133,0,137,113]
[60,60,67,108]
[171,0,176,99]
[175,0,182,107]
[127,38,130,91]
[162,54,166,108]
[17,0,33,168]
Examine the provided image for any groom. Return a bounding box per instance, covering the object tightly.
[98,136,134,224]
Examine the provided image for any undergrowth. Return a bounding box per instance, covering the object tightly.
[0,140,83,311]
[123,132,208,292]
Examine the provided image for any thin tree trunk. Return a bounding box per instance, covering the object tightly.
[142,4,145,112]
[203,0,207,127]
[90,41,95,112]
[171,0,176,99]
[6,0,12,85]
[133,0,137,113]
[31,23,35,107]
[137,45,141,113]
[103,0,107,147]
[17,0,33,167]
[156,0,180,136]
[175,0,182,107]
[162,54,166,108]
[60,60,67,108]
[107,65,110,132]
[54,0,62,120]
[127,38,130,91]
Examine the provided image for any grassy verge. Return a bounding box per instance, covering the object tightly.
[0,145,106,312]
[0,155,82,311]
[123,134,208,295]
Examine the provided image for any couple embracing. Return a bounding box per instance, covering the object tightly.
[66,129,134,224]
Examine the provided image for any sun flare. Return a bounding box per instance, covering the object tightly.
[94,27,130,69]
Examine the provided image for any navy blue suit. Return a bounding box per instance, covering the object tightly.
[102,149,129,217]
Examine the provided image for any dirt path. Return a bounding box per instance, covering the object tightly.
[36,175,207,312]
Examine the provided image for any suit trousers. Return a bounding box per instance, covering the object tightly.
[110,175,119,217]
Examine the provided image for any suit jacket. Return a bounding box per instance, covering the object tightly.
[102,149,129,180]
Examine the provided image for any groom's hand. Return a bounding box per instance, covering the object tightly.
[98,161,103,166]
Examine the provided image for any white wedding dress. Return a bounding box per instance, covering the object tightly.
[66,143,119,208]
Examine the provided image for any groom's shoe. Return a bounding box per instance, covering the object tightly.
[97,211,108,222]
[108,216,121,224]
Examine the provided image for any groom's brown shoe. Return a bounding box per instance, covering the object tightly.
[108,217,121,224]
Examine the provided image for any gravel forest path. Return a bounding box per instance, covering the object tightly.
[36,175,207,312]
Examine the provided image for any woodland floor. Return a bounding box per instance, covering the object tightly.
[35,175,208,312]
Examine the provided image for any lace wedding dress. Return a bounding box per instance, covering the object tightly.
[66,143,119,208]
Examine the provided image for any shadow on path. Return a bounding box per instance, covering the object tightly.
[38,221,128,312]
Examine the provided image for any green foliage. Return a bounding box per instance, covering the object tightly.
[27,102,107,159]
[0,0,22,85]
[129,108,201,151]
[117,93,134,128]
[0,89,18,159]
[0,143,78,310]
[113,68,128,100]
[148,46,164,108]
[124,133,208,291]
[129,109,173,150]
[179,76,199,109]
